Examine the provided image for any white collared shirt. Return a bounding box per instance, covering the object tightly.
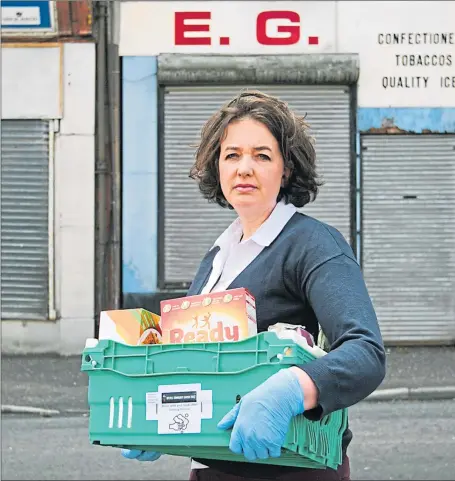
[192,200,297,471]
[201,200,297,295]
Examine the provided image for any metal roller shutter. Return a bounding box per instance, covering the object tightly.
[1,120,50,320]
[162,85,352,286]
[361,134,455,344]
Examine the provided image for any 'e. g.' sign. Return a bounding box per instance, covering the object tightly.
[174,11,320,47]
[120,1,336,55]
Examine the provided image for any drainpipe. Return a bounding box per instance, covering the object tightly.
[94,1,109,336]
[106,1,122,311]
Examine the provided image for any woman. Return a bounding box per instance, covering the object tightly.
[121,91,386,480]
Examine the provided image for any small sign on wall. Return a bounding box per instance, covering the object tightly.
[1,0,56,36]
[337,1,455,108]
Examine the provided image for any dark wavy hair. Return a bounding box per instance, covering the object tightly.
[189,90,323,209]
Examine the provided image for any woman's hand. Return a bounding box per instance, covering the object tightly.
[121,449,161,462]
[217,369,305,462]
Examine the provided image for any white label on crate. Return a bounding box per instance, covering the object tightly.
[145,383,213,434]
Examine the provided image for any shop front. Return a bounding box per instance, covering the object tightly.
[120,1,455,345]
[1,36,96,354]
[157,56,357,288]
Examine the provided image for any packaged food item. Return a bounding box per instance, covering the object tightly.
[160,288,257,344]
[98,308,162,345]
[268,323,315,346]
[268,322,326,358]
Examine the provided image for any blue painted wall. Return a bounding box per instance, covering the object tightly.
[358,108,455,133]
[122,56,158,294]
[121,59,455,295]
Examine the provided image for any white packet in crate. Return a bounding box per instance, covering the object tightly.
[268,323,327,358]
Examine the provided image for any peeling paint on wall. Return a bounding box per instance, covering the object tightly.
[358,108,455,134]
[365,117,448,134]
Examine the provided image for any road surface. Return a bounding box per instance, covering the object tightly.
[2,400,455,480]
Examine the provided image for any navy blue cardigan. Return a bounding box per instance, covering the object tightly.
[188,212,386,477]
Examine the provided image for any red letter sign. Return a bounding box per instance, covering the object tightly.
[175,12,211,45]
[256,11,300,45]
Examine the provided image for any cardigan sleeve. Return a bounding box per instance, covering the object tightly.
[295,247,386,420]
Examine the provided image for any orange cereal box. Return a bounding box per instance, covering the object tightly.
[160,288,257,344]
[98,308,162,345]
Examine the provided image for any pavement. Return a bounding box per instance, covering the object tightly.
[1,346,455,415]
[3,401,455,480]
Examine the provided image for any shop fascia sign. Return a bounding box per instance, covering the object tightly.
[173,10,321,48]
[119,2,334,55]
[1,0,57,36]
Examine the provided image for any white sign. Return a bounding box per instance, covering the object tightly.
[2,6,40,25]
[120,1,337,56]
[337,1,455,107]
[119,1,455,107]
[146,383,213,434]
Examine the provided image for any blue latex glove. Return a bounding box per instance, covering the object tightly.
[121,449,161,462]
[217,368,304,462]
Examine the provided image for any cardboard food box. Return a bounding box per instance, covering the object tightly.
[98,308,162,345]
[160,288,257,344]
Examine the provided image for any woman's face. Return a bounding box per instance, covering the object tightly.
[219,117,285,213]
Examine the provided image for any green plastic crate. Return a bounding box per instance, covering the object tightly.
[81,332,348,470]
